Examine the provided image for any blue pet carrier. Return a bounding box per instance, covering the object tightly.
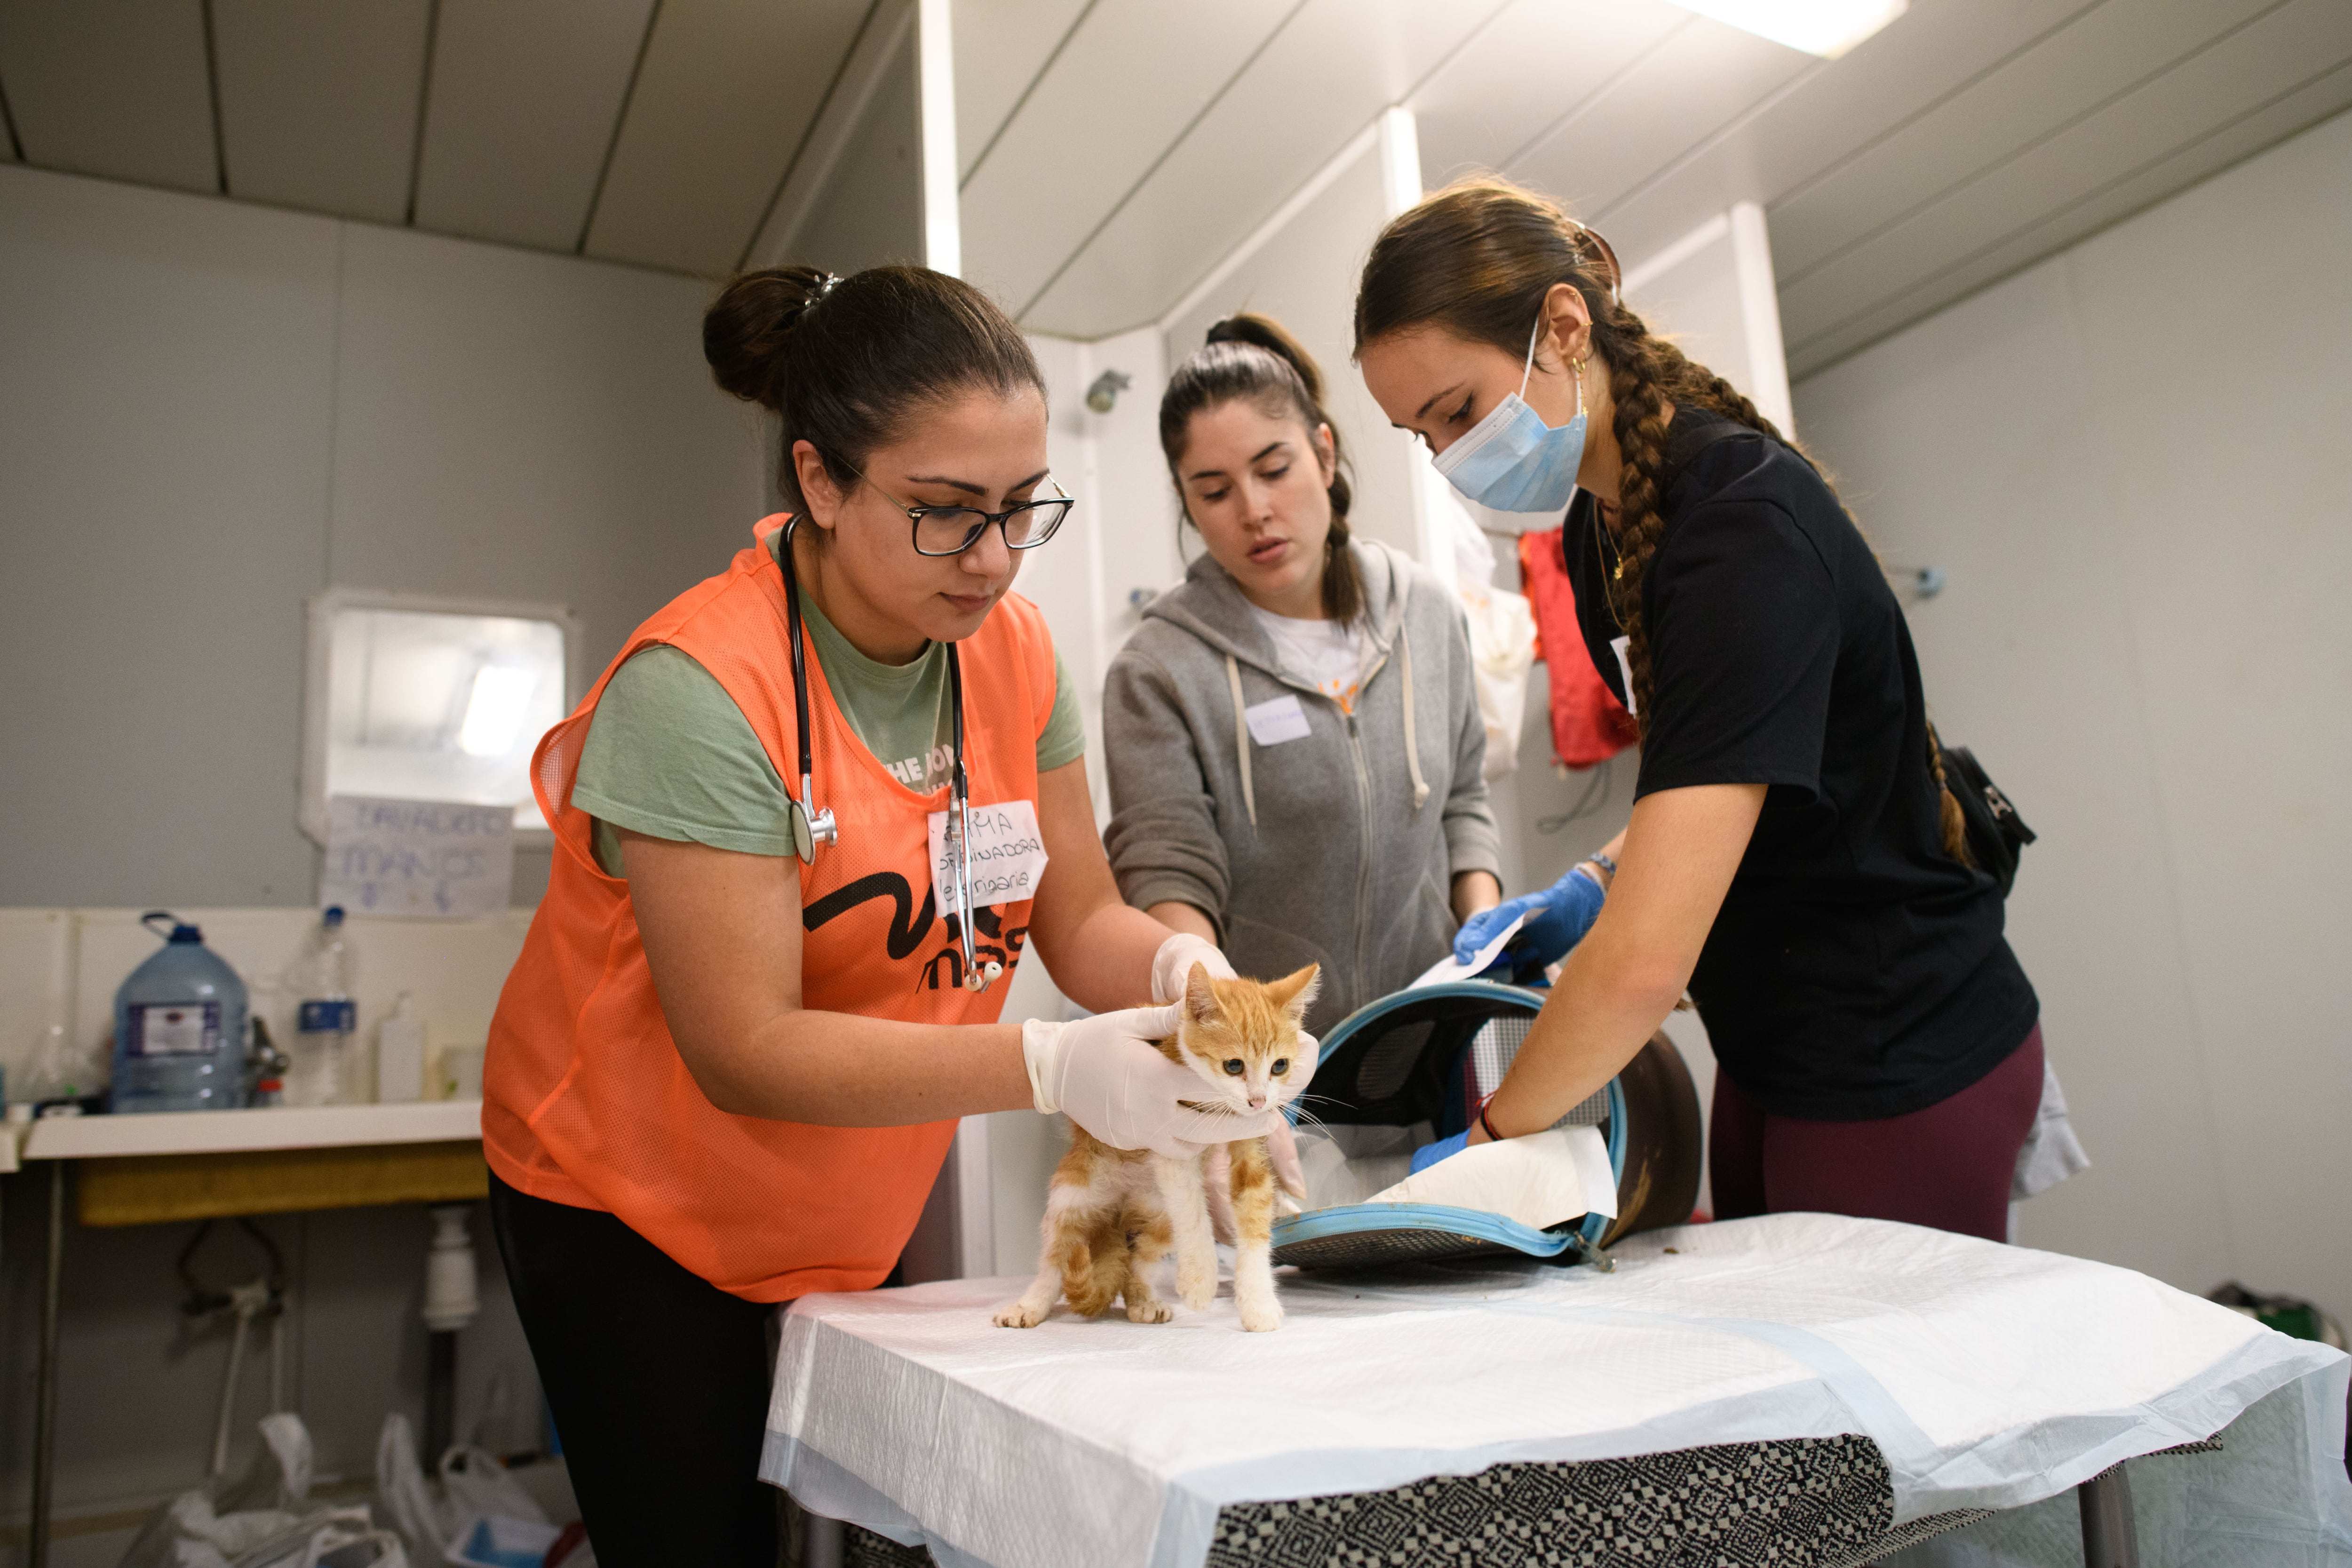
[1270,981,1701,1270]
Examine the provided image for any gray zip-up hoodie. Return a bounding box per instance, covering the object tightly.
[1103,540,1502,1035]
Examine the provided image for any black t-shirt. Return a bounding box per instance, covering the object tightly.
[1565,406,2036,1120]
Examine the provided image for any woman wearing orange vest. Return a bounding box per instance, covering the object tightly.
[483,264,1289,1565]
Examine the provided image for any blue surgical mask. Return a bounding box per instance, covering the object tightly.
[1431,309,1586,515]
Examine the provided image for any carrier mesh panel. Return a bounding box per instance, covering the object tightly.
[1271,1227,1518,1269]
[1354,1020,1434,1102]
[1465,1016,1608,1125]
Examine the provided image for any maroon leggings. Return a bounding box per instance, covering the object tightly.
[1709,1026,2043,1244]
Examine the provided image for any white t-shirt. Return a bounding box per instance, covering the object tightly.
[1248,602,1366,712]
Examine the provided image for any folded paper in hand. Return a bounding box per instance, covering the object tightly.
[1366,1124,1616,1229]
[1408,912,1525,989]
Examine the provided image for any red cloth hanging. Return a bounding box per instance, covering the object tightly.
[1519,528,1637,770]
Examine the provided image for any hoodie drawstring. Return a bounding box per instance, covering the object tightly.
[1226,654,1258,829]
[1399,623,1431,811]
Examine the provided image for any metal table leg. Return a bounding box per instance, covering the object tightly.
[2078,1461,2138,1568]
[30,1160,64,1568]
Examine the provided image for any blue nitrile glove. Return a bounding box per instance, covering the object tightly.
[1409,1130,1470,1174]
[1453,866,1608,982]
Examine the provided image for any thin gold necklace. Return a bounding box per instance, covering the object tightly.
[1592,499,1630,632]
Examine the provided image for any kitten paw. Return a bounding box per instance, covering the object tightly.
[1125,1296,1175,1324]
[1177,1270,1217,1313]
[1237,1297,1284,1332]
[992,1300,1048,1328]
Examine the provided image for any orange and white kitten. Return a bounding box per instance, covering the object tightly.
[993,963,1317,1333]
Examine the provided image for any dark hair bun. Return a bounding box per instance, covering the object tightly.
[1205,312,1325,405]
[703,266,831,411]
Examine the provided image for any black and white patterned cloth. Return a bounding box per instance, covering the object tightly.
[835,1436,1986,1568]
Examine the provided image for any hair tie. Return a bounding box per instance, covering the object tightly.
[811,272,843,304]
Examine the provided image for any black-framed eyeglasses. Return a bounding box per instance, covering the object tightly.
[856,470,1076,557]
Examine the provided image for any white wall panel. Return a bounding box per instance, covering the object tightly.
[410,0,655,253]
[1023,0,1495,339]
[210,0,432,223]
[326,223,761,685]
[1795,106,2352,1313]
[2061,107,2352,1320]
[0,165,336,909]
[0,0,216,191]
[957,0,1285,318]
[582,0,869,275]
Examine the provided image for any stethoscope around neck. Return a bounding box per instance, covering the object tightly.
[777,517,1001,994]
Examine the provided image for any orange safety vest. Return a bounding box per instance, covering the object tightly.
[484,517,1058,1301]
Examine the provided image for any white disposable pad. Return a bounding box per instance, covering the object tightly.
[1361,1123,1616,1226]
[763,1214,2348,1568]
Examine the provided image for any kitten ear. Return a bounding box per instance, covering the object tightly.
[1264,964,1320,1019]
[1183,961,1220,1025]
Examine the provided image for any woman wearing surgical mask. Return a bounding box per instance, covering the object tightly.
[1356,180,2045,1244]
[1102,315,1503,1035]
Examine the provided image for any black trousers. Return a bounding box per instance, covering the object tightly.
[490,1172,779,1567]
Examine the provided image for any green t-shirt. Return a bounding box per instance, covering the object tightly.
[574,568,1086,875]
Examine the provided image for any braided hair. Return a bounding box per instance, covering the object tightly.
[1354,178,1970,862]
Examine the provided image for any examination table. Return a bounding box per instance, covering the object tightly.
[763,1212,2350,1568]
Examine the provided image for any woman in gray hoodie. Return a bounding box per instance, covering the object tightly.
[1103,316,1503,1035]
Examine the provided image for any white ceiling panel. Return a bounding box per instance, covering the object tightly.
[1780,0,2352,372]
[1508,18,1814,224]
[1022,0,1502,339]
[1771,0,2283,283]
[0,0,216,192]
[584,0,871,276]
[411,0,654,252]
[210,0,431,223]
[1411,0,1688,192]
[951,0,1089,182]
[957,0,1293,318]
[1592,0,2098,267]
[1790,55,2352,376]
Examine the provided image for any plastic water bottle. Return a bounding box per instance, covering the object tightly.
[288,906,357,1106]
[112,912,249,1114]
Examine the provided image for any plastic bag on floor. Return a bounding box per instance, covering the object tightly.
[373,1414,548,1568]
[119,1414,406,1568]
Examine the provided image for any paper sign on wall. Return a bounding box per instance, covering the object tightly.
[321,796,515,918]
[927,799,1049,916]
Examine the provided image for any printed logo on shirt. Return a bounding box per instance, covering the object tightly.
[884,745,956,791]
[799,867,1032,992]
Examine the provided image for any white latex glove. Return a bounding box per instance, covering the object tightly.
[1149,931,1237,1005]
[1021,1005,1281,1159]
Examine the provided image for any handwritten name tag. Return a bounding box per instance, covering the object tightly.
[927,798,1050,915]
[1244,693,1313,746]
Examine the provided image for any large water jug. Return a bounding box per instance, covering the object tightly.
[112,911,248,1113]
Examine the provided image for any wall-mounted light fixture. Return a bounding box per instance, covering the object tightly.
[1668,0,1907,58]
[1086,369,1133,414]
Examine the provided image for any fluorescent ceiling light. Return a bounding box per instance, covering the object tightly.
[1669,0,1908,58]
[457,666,537,757]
